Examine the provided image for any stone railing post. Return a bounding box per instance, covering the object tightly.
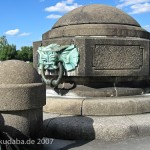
[0,60,46,149]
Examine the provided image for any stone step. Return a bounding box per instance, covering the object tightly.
[44,95,150,116]
[43,113,150,141]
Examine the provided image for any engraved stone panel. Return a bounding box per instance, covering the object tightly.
[93,45,143,70]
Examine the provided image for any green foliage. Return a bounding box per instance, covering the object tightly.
[0,44,16,61]
[0,36,33,62]
[0,36,8,47]
[16,46,33,62]
[0,35,17,61]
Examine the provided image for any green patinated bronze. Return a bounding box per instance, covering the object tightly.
[38,43,79,71]
[37,43,79,87]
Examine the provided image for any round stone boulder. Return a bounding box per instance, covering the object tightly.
[0,60,46,148]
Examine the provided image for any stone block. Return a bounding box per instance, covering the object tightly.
[82,95,150,116]
[82,37,149,76]
[93,116,138,141]
[128,114,150,137]
[43,97,83,115]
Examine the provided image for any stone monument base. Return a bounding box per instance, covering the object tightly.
[44,85,150,116]
[43,89,150,141]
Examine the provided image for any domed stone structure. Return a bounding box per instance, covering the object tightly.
[43,4,149,39]
[34,4,150,89]
[34,4,150,141]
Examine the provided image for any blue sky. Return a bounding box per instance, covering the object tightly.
[0,0,150,49]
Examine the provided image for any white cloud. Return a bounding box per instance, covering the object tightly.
[143,25,150,31]
[5,29,20,36]
[65,0,74,4]
[117,0,150,8]
[5,29,31,37]
[129,3,150,14]
[45,0,82,13]
[46,14,62,19]
[117,0,150,14]
[19,32,31,36]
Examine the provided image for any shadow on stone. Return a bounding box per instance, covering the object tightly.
[0,114,33,150]
[54,81,77,96]
[43,115,95,149]
[43,116,95,149]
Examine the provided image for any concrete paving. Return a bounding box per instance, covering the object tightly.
[43,136,150,150]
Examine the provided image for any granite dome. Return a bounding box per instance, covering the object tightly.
[42,4,149,40]
[0,60,41,84]
[52,4,140,28]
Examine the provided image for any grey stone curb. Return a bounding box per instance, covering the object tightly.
[44,97,84,115]
[44,95,150,116]
[43,113,150,141]
[82,95,150,116]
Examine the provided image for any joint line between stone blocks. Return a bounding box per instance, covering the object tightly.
[81,99,85,116]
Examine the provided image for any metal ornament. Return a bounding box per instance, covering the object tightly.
[37,43,79,87]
